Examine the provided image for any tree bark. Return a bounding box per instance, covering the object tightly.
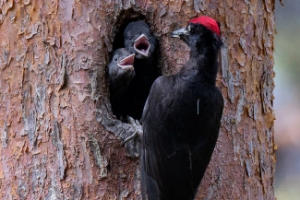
[0,0,275,199]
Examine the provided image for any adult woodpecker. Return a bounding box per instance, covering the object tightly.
[141,16,224,200]
[122,20,159,120]
[109,48,135,119]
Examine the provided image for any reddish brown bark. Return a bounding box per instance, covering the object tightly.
[0,0,275,199]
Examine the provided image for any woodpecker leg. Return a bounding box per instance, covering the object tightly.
[122,116,143,145]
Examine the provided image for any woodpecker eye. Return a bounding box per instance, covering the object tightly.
[188,25,195,34]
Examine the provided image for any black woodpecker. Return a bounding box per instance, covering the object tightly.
[141,16,224,200]
[109,48,135,119]
[122,21,159,120]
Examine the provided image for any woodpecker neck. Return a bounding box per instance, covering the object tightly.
[186,44,219,85]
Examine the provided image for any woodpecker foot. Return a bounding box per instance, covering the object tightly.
[122,116,143,145]
[122,131,138,145]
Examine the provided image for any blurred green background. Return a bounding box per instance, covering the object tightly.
[274,1,300,199]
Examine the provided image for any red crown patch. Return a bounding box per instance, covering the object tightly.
[189,16,220,37]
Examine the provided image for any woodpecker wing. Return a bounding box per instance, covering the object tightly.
[142,76,194,199]
[141,75,223,199]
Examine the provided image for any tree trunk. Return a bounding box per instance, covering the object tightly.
[0,0,275,199]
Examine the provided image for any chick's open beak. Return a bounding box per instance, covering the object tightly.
[134,34,151,57]
[117,54,135,70]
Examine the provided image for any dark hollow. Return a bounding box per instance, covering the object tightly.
[108,9,161,121]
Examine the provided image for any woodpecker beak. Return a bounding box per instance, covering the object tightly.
[117,54,135,70]
[171,27,188,38]
[134,34,151,57]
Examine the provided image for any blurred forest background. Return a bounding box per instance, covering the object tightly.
[274,1,300,199]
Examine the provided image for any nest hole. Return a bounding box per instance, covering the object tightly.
[108,9,161,121]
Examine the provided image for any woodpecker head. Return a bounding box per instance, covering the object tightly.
[109,48,135,78]
[124,21,156,59]
[171,16,222,51]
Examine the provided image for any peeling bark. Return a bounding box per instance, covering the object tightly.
[0,0,275,199]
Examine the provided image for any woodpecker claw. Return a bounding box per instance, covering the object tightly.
[122,131,138,145]
[122,116,143,145]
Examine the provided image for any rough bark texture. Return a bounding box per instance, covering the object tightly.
[0,0,275,199]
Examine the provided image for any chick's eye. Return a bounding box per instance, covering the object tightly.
[114,58,117,61]
[127,36,132,40]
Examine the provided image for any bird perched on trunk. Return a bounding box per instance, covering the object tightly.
[109,48,135,119]
[141,16,224,200]
[122,20,159,120]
